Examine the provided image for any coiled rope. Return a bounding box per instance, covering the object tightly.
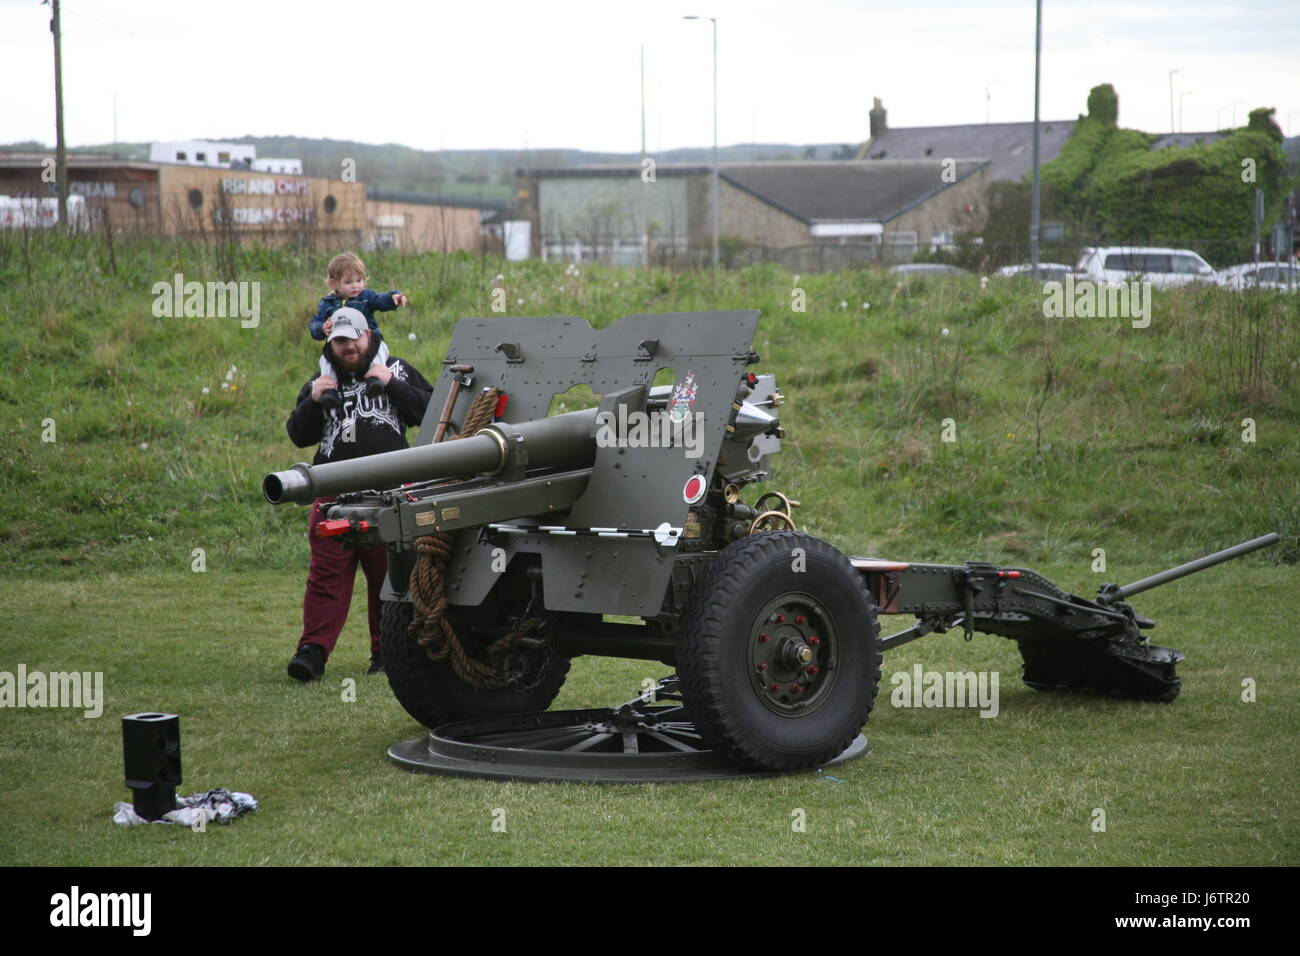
[408,388,547,691]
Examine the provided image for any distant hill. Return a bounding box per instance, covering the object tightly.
[1,136,863,201]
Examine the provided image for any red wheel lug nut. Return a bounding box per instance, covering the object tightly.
[796,615,806,625]
[758,632,769,643]
[756,662,768,672]
[808,636,821,646]
[791,683,803,694]
[775,614,785,623]
[769,683,781,693]
[806,665,819,676]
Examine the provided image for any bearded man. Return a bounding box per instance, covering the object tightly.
[283,307,434,681]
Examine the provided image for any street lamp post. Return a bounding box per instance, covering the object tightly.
[1030,0,1042,271]
[641,45,650,272]
[684,15,719,268]
[1168,69,1179,134]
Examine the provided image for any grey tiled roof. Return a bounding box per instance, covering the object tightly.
[521,160,987,224]
[719,160,987,223]
[860,121,1076,182]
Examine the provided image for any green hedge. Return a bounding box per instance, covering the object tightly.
[1026,88,1294,262]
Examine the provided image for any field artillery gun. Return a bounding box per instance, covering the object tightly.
[264,311,1278,779]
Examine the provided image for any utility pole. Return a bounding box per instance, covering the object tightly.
[1030,0,1042,270]
[49,0,68,231]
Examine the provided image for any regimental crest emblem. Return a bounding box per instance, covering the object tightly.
[668,371,698,423]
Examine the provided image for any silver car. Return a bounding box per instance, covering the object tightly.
[1214,262,1300,292]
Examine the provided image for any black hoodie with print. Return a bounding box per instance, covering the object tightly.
[286,333,434,466]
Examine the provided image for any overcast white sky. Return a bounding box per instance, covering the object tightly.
[1,0,1296,153]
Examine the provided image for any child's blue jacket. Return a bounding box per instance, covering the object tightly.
[309,289,402,340]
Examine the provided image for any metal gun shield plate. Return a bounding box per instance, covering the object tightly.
[434,311,759,617]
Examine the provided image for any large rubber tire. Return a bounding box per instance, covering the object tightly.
[677,532,881,771]
[381,599,570,729]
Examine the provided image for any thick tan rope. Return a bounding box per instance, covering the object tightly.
[408,388,546,690]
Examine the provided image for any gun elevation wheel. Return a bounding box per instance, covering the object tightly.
[677,531,881,771]
[381,599,570,728]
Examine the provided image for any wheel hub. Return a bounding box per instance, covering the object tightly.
[780,639,813,668]
[749,596,838,715]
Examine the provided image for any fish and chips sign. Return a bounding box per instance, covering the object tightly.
[220,177,309,196]
[215,177,316,225]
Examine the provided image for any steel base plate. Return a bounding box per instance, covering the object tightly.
[388,703,869,783]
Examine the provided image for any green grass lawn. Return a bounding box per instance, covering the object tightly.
[1,236,1296,866]
[1,564,1294,866]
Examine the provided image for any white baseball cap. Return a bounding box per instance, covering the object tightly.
[327,307,368,341]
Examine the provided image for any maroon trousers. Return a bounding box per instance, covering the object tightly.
[300,497,388,658]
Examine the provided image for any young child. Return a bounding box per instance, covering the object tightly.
[310,253,408,408]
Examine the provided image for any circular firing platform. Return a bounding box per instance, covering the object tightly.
[388,702,868,783]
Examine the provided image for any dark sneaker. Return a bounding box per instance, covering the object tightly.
[363,377,385,399]
[288,643,326,682]
[366,651,384,675]
[320,388,342,411]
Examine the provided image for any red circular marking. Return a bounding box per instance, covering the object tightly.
[682,475,706,504]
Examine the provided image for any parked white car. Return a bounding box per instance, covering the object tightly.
[1213,262,1300,292]
[1074,246,1216,287]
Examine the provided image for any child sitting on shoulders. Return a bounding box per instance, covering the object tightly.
[309,252,408,409]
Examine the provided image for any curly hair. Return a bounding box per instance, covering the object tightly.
[327,252,367,282]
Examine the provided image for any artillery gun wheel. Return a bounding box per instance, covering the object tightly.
[381,600,570,729]
[677,531,881,772]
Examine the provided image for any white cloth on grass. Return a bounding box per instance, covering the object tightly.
[112,788,258,826]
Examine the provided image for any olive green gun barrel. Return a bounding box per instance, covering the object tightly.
[1099,533,1280,604]
[263,407,599,505]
